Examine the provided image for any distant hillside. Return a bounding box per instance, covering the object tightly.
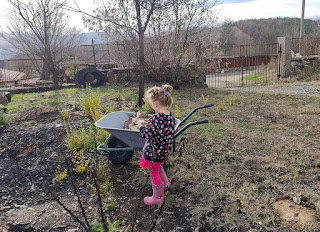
[0,37,14,60]
[0,32,112,60]
[235,17,320,44]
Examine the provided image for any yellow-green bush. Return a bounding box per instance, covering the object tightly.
[142,98,155,114]
[79,86,103,120]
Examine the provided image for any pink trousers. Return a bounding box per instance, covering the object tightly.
[140,156,165,185]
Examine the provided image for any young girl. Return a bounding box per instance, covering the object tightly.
[138,84,175,205]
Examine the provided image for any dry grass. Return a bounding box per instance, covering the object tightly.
[167,87,320,231]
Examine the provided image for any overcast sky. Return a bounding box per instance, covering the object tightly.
[219,0,320,21]
[0,0,319,32]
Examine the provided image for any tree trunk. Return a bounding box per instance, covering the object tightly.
[138,31,145,107]
[51,66,59,89]
[41,61,50,80]
[135,0,145,107]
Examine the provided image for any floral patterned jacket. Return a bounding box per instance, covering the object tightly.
[140,112,175,162]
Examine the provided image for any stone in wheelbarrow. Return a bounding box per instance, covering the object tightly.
[123,111,149,130]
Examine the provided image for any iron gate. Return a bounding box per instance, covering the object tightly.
[205,43,280,88]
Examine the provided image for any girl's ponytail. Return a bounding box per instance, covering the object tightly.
[162,84,173,95]
[145,84,174,109]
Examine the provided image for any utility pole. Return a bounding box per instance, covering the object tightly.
[299,0,305,55]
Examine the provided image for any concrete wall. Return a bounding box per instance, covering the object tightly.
[277,37,292,78]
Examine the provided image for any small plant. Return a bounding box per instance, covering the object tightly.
[87,181,112,198]
[90,218,122,232]
[72,150,90,174]
[65,121,109,152]
[0,111,9,125]
[65,121,96,151]
[216,101,226,112]
[60,109,71,121]
[142,98,155,114]
[90,106,105,122]
[174,104,182,119]
[23,121,32,126]
[105,103,117,114]
[52,165,68,183]
[201,94,209,116]
[68,56,80,80]
[229,91,236,106]
[79,86,102,119]
[166,195,182,207]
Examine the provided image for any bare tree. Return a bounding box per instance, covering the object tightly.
[143,0,219,87]
[1,0,83,88]
[219,18,236,46]
[76,0,173,107]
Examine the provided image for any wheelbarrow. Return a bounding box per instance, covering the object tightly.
[95,104,214,164]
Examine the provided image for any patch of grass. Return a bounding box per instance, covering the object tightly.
[11,92,38,101]
[23,121,32,126]
[47,98,64,106]
[238,118,249,123]
[245,73,265,81]
[194,123,224,136]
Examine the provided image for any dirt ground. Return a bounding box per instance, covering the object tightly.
[0,82,320,231]
[0,107,192,231]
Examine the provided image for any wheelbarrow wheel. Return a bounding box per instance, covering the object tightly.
[107,137,134,165]
[108,151,133,165]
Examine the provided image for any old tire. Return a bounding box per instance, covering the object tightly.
[4,92,11,103]
[106,137,133,165]
[74,67,106,88]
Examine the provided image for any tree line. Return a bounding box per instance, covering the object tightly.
[219,17,320,45]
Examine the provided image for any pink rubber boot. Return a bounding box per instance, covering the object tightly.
[159,166,170,187]
[144,183,164,205]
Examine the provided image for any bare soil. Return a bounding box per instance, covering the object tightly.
[0,107,191,231]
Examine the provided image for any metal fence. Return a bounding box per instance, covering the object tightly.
[206,43,280,88]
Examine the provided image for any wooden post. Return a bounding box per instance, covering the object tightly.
[299,0,305,55]
[92,39,97,67]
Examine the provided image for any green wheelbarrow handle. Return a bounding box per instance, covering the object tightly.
[97,143,138,152]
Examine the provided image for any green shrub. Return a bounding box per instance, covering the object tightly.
[90,218,122,232]
[0,111,9,125]
[79,86,103,120]
[142,98,155,114]
[65,121,109,151]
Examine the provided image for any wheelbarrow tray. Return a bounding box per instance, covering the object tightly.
[95,111,180,149]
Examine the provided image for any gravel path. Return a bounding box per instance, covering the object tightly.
[231,81,320,97]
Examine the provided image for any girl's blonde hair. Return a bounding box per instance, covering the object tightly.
[145,84,174,109]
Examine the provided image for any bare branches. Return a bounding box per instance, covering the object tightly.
[63,1,138,33]
[2,0,83,86]
[48,187,90,231]
[142,0,156,32]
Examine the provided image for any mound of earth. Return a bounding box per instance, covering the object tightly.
[123,111,149,130]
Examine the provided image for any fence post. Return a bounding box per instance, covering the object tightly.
[277,37,292,78]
